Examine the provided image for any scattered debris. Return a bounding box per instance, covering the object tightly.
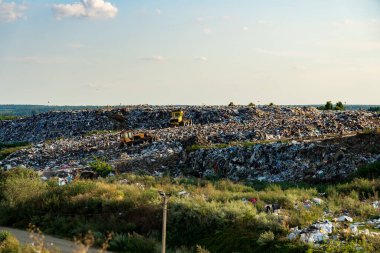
[336,216,353,222]
[0,106,379,183]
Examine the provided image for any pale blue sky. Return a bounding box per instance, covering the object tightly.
[0,0,379,105]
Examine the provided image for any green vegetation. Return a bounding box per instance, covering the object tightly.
[318,101,346,111]
[186,139,291,152]
[353,161,380,180]
[248,102,255,107]
[0,105,104,117]
[2,168,380,252]
[109,232,156,253]
[368,107,380,112]
[228,102,235,106]
[0,142,31,161]
[84,130,118,136]
[0,115,19,121]
[334,101,345,110]
[324,101,333,110]
[0,231,20,253]
[89,157,113,177]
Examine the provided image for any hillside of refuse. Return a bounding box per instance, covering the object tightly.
[1,105,379,182]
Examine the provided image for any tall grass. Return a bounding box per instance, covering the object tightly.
[1,168,380,252]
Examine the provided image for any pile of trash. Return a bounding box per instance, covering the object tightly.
[288,214,380,244]
[288,220,334,243]
[1,130,379,182]
[0,106,378,144]
[1,106,379,182]
[184,134,380,182]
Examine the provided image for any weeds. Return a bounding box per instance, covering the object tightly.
[2,168,380,252]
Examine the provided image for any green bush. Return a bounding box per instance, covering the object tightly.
[324,101,333,110]
[256,231,275,246]
[354,161,380,179]
[0,115,19,121]
[334,101,345,111]
[109,232,156,253]
[0,231,20,253]
[0,144,30,161]
[89,158,113,177]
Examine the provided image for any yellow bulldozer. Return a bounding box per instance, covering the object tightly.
[119,130,155,147]
[169,110,192,127]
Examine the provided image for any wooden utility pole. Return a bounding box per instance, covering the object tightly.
[159,191,170,253]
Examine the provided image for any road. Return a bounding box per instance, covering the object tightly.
[0,226,112,253]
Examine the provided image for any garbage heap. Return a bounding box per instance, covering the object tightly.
[2,130,379,182]
[0,106,379,182]
[183,133,380,182]
[0,106,379,144]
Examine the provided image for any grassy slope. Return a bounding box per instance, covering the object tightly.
[1,165,380,252]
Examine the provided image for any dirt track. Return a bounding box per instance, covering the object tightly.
[0,227,112,253]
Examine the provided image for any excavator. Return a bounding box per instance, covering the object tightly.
[169,110,192,127]
[119,130,155,147]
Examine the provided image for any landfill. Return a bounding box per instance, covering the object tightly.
[0,106,379,182]
[1,105,379,144]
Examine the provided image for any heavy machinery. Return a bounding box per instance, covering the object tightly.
[119,130,155,147]
[169,110,192,127]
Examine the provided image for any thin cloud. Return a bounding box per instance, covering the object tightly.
[140,56,165,62]
[203,27,212,34]
[331,19,379,27]
[3,56,68,64]
[155,8,161,15]
[52,0,118,20]
[195,56,208,62]
[318,41,380,51]
[0,0,26,23]
[254,48,319,57]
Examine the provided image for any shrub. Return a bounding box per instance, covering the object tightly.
[324,101,333,110]
[196,245,211,253]
[0,115,19,121]
[257,231,275,246]
[0,231,20,253]
[228,102,235,106]
[89,158,113,177]
[354,161,380,179]
[109,232,156,253]
[334,101,345,111]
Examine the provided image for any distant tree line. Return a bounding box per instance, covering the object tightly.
[368,107,380,112]
[0,105,106,117]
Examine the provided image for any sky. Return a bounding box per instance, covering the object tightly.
[0,0,379,105]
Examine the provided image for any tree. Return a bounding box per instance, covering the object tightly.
[248,102,255,107]
[269,102,274,106]
[228,102,235,106]
[335,101,345,111]
[324,101,333,110]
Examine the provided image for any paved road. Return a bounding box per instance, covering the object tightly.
[0,227,112,253]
